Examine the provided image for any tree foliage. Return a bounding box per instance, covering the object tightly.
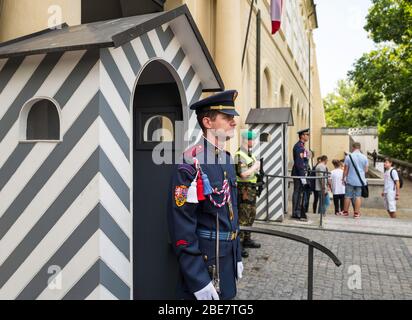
[324,80,384,128]
[325,0,412,162]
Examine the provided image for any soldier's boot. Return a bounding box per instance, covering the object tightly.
[241,247,249,258]
[243,238,261,249]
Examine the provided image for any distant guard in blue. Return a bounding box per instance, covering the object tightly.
[291,128,310,221]
[168,90,243,300]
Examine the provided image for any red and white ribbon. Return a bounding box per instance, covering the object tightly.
[208,179,231,208]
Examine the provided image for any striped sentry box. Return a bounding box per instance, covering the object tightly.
[0,8,218,300]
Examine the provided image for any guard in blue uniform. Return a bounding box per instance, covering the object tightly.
[291,128,310,220]
[168,90,243,300]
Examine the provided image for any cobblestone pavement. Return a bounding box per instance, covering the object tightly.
[236,223,412,300]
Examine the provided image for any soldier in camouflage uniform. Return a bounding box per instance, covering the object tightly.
[235,130,261,258]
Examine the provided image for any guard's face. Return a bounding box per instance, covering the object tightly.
[206,113,237,140]
[302,133,310,142]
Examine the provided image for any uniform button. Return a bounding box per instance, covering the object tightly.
[203,255,208,261]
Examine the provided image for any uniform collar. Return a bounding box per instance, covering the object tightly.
[202,135,225,156]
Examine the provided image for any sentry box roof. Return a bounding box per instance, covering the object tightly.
[0,5,224,92]
[246,108,294,126]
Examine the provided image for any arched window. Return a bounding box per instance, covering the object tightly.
[301,107,305,127]
[262,68,272,108]
[21,98,61,141]
[278,85,286,107]
[290,95,295,111]
[295,102,304,130]
[243,53,252,115]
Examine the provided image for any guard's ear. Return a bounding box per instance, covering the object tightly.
[202,116,214,130]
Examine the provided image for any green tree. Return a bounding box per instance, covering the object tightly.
[350,0,412,162]
[365,0,412,46]
[324,79,384,128]
[324,0,412,162]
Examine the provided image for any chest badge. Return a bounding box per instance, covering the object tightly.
[175,185,188,207]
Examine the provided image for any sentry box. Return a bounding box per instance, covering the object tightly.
[245,108,294,222]
[0,5,224,300]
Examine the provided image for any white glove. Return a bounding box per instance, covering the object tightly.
[301,178,307,185]
[194,282,220,300]
[237,261,244,279]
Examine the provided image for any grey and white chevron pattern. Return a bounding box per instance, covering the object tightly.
[0,22,204,300]
[250,124,284,222]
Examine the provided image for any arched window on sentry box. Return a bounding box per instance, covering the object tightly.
[19,97,62,142]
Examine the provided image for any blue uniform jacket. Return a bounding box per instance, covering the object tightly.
[292,140,307,177]
[167,137,242,300]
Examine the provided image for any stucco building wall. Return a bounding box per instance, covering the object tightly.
[0,0,326,160]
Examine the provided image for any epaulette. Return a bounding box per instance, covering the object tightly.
[177,163,196,176]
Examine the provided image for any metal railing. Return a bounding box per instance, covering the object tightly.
[368,152,412,181]
[240,226,342,300]
[263,172,330,227]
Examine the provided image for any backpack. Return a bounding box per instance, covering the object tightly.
[390,168,403,189]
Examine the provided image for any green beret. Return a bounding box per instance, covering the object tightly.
[241,130,258,140]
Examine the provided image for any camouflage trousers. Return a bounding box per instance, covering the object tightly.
[237,182,257,242]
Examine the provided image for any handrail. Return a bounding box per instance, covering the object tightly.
[367,151,412,169]
[368,151,412,181]
[265,173,330,179]
[262,173,330,227]
[240,226,341,266]
[240,226,342,300]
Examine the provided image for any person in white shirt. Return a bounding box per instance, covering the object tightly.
[329,160,346,215]
[382,158,400,219]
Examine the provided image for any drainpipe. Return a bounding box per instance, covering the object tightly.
[256,9,261,109]
[308,33,311,152]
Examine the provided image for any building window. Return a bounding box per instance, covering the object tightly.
[260,132,271,143]
[279,85,286,107]
[262,68,272,108]
[20,98,61,142]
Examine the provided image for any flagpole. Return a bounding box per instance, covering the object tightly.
[242,0,256,67]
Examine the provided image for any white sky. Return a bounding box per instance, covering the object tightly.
[313,0,376,97]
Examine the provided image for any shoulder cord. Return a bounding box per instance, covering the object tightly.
[194,157,231,208]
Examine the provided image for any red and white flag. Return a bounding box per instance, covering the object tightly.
[271,0,284,34]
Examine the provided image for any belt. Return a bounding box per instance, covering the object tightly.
[198,229,239,241]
